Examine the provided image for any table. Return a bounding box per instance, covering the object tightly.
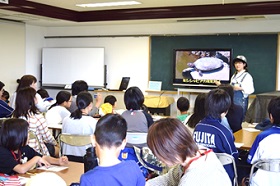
[21,161,84,185]
[234,128,261,150]
[245,91,280,123]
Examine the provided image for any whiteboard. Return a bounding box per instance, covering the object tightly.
[42,48,104,87]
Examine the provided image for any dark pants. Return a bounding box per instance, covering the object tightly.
[234,90,248,120]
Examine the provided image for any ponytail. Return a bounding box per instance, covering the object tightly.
[70,91,93,119]
[70,109,83,119]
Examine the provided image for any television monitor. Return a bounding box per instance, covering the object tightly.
[173,49,232,88]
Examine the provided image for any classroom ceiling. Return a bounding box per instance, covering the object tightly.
[1,0,280,26]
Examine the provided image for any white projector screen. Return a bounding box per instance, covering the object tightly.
[42,48,104,87]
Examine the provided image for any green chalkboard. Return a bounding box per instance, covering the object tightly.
[150,34,277,94]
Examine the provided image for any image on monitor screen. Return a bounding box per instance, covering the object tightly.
[173,49,232,87]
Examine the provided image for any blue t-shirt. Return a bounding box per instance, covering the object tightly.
[193,117,238,183]
[80,160,145,186]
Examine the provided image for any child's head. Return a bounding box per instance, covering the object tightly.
[37,89,49,99]
[177,97,190,113]
[0,118,29,151]
[70,91,93,119]
[124,86,144,110]
[71,80,88,96]
[193,93,206,114]
[187,93,207,128]
[56,91,72,107]
[147,118,198,166]
[76,91,93,110]
[267,97,280,124]
[94,114,127,151]
[2,90,10,103]
[104,95,117,108]
[14,87,38,118]
[205,89,231,119]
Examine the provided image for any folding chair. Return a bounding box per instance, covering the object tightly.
[249,159,280,185]
[58,133,92,157]
[215,153,238,186]
[28,130,45,155]
[126,132,147,147]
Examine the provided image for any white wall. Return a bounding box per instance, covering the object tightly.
[0,21,25,93]
[25,25,46,80]
[45,19,280,36]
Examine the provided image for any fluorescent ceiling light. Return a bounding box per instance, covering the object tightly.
[76,1,141,8]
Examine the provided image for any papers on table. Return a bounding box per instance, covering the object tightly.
[243,128,261,132]
[36,165,68,172]
[234,142,244,148]
[152,115,167,121]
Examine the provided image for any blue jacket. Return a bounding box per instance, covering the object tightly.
[193,117,238,183]
[0,100,13,118]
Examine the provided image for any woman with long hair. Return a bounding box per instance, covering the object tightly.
[62,91,97,162]
[13,87,57,156]
[10,75,51,112]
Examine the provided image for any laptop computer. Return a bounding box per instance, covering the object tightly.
[108,77,130,91]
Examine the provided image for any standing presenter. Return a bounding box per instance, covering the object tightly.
[230,55,254,119]
[215,55,254,119]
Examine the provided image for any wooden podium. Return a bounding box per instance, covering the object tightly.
[144,95,174,116]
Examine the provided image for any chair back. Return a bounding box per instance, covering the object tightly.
[249,159,280,184]
[215,153,238,186]
[126,132,147,147]
[58,133,92,157]
[28,130,45,155]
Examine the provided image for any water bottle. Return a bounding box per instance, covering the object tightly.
[83,147,98,173]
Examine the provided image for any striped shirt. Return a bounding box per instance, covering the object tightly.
[22,113,56,156]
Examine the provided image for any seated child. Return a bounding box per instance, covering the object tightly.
[0,118,68,175]
[176,97,190,123]
[80,114,145,186]
[37,88,54,102]
[99,95,117,116]
[193,89,238,184]
[247,97,280,186]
